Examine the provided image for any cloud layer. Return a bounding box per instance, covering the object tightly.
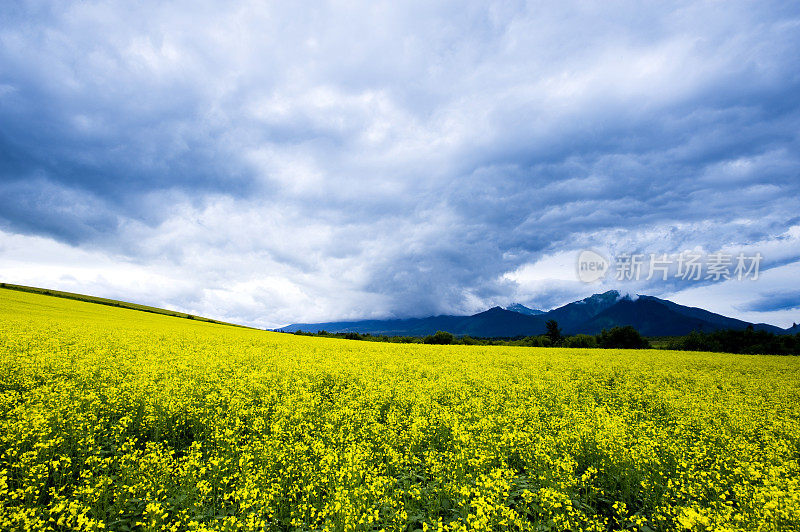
[1,1,799,327]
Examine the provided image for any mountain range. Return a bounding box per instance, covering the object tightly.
[279,290,796,337]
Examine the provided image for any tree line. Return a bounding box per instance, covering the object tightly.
[287,320,650,349]
[286,319,800,355]
[663,326,800,356]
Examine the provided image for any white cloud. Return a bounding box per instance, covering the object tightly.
[0,1,799,327]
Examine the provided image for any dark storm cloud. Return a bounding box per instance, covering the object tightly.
[742,291,800,313]
[0,177,118,244]
[1,0,799,325]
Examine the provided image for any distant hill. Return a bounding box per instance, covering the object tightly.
[280,290,797,337]
[7,282,793,338]
[505,303,545,316]
[0,282,250,329]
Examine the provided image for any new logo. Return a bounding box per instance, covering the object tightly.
[577,250,609,283]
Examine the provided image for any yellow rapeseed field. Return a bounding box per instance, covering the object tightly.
[1,288,799,531]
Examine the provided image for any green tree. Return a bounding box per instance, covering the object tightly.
[423,331,455,345]
[563,334,597,348]
[460,336,479,345]
[545,320,563,346]
[597,326,649,349]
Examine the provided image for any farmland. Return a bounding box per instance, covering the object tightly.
[1,288,799,531]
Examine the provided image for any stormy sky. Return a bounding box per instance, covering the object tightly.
[1,1,799,328]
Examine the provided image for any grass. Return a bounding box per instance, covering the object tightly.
[0,282,251,329]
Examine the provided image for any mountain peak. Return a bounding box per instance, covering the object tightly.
[584,290,620,302]
[505,303,545,316]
